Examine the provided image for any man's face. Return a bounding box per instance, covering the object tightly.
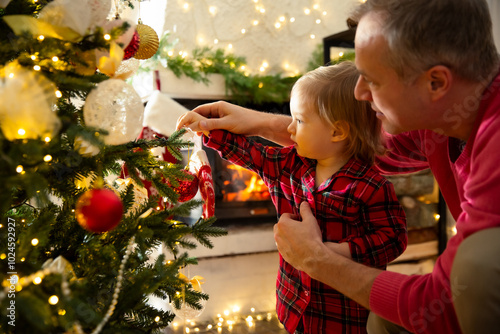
[353,12,428,135]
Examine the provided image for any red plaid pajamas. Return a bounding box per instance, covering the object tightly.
[205,130,407,333]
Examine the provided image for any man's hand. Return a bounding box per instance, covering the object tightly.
[273,202,328,273]
[275,203,381,310]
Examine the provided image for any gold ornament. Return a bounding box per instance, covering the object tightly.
[133,20,159,60]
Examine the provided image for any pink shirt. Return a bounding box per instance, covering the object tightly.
[371,72,500,333]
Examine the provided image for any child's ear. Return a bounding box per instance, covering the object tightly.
[331,121,349,142]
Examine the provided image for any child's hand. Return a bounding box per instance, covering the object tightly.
[176,111,210,136]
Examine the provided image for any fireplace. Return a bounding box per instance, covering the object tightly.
[171,98,289,226]
[203,145,278,226]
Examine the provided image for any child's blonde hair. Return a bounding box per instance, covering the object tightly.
[291,61,385,164]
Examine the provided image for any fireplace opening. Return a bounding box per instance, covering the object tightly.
[203,144,278,226]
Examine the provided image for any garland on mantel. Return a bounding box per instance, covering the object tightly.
[138,33,355,106]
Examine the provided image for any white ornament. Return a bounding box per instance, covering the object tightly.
[88,0,113,28]
[170,296,207,321]
[38,0,92,36]
[104,19,136,49]
[83,79,144,145]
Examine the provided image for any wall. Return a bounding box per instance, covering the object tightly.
[125,0,361,76]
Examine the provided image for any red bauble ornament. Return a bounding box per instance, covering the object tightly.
[174,170,199,202]
[75,189,124,233]
[123,30,140,60]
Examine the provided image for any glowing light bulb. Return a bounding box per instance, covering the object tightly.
[313,4,320,10]
[310,34,316,39]
[44,137,51,143]
[55,90,62,98]
[183,2,189,10]
[33,276,42,285]
[43,155,52,162]
[16,165,24,173]
[38,35,45,41]
[290,17,296,22]
[30,55,37,60]
[104,34,111,41]
[214,39,219,44]
[155,316,161,322]
[252,20,259,26]
[339,52,344,57]
[279,16,285,22]
[241,28,246,34]
[33,65,41,71]
[304,8,311,15]
[48,295,59,305]
[275,22,281,29]
[228,44,233,49]
[323,11,327,16]
[209,6,217,15]
[31,238,39,246]
[18,129,26,136]
[167,50,174,56]
[316,19,321,24]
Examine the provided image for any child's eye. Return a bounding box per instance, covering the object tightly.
[296,119,303,124]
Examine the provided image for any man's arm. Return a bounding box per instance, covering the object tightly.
[273,201,383,310]
[177,101,294,146]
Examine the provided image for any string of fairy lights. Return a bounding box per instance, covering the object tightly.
[163,0,367,76]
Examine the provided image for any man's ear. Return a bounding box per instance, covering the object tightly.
[426,65,452,101]
[331,121,349,142]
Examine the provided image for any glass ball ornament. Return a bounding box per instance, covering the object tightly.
[173,169,199,202]
[75,188,123,233]
[83,79,144,145]
[170,293,207,321]
[133,21,159,60]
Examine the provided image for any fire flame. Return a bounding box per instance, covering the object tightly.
[223,164,271,202]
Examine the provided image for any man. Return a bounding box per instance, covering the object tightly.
[176,1,500,332]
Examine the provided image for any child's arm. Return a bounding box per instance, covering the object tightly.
[177,101,294,146]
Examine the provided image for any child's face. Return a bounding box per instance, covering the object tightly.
[287,94,339,161]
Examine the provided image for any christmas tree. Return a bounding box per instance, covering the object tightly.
[0,1,226,333]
